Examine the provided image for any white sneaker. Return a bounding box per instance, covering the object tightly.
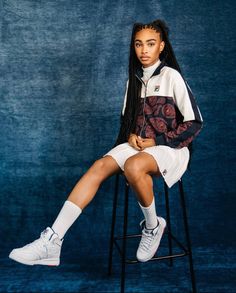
[136,216,166,262]
[9,227,63,266]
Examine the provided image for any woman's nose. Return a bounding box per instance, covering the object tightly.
[141,45,148,54]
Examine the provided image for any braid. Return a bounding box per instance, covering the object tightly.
[114,24,142,145]
[151,20,181,73]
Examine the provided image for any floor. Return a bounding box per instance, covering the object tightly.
[1,247,235,293]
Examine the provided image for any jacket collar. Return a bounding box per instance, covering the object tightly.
[135,60,166,81]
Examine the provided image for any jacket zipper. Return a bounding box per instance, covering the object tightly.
[135,74,149,137]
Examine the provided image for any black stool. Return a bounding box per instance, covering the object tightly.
[108,173,197,293]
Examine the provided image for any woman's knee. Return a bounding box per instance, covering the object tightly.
[124,157,143,182]
[90,158,107,174]
[89,157,118,180]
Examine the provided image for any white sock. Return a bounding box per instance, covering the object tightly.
[138,197,158,229]
[51,200,82,239]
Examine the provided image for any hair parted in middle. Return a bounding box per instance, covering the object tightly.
[114,19,182,146]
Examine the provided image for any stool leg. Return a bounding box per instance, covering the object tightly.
[108,173,120,275]
[178,179,197,293]
[164,182,173,267]
[121,180,129,293]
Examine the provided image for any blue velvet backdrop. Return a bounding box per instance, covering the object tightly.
[0,0,235,292]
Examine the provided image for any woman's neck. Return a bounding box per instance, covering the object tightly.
[142,59,161,82]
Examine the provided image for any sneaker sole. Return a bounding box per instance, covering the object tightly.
[137,217,167,262]
[9,252,60,266]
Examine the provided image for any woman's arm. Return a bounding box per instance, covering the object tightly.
[155,71,203,148]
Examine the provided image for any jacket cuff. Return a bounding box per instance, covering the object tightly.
[155,134,167,146]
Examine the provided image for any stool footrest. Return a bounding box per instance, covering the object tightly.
[113,231,189,265]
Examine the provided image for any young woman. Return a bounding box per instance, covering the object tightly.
[9,19,203,265]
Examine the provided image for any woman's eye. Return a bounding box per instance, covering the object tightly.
[135,43,141,47]
[148,43,155,47]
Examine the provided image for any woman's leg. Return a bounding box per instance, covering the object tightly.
[124,152,161,207]
[124,152,166,262]
[51,155,121,238]
[9,156,121,266]
[124,152,160,228]
[67,155,121,209]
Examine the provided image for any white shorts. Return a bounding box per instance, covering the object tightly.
[103,142,190,188]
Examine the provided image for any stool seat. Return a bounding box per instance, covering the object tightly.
[108,173,197,293]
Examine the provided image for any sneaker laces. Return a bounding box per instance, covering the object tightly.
[139,221,159,252]
[24,229,53,252]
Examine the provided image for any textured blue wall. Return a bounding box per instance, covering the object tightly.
[0,0,235,292]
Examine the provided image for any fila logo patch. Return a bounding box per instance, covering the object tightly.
[162,169,167,176]
[154,85,160,92]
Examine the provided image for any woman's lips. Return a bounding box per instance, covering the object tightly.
[140,56,150,61]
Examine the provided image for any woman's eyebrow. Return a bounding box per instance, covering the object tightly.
[134,39,157,42]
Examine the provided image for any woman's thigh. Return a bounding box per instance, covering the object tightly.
[124,152,161,176]
[103,142,139,171]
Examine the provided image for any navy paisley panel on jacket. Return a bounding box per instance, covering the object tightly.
[122,64,203,149]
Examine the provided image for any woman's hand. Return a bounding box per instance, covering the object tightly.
[136,136,156,150]
[128,133,142,150]
[128,134,156,151]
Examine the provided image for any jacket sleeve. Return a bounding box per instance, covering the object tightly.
[155,71,203,148]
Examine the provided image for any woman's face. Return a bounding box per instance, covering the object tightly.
[134,28,165,68]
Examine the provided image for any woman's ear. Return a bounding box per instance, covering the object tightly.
[160,41,165,52]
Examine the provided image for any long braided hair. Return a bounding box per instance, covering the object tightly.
[114,19,182,146]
